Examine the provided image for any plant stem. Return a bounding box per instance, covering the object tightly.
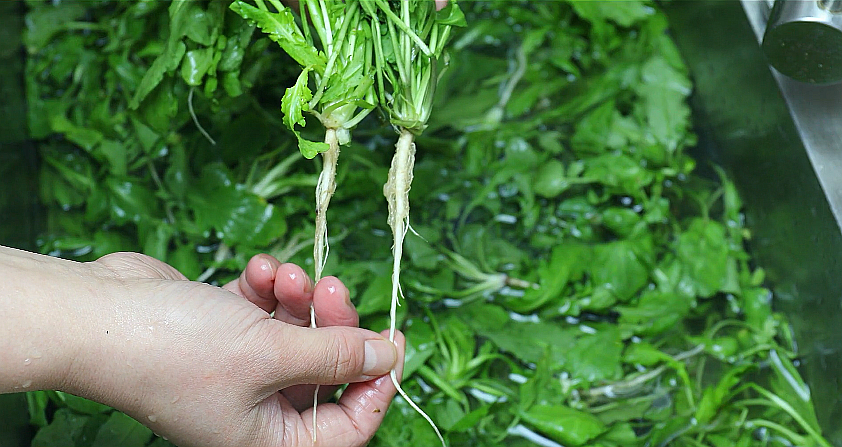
[314,128,340,284]
[385,128,415,342]
[310,127,340,442]
[384,127,445,447]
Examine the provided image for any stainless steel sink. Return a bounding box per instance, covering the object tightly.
[665,1,842,444]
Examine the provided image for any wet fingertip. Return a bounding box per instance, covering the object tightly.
[322,276,350,301]
[278,262,303,283]
[256,254,279,276]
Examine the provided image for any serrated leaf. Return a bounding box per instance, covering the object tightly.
[130,41,185,109]
[281,67,329,158]
[296,134,330,159]
[229,1,324,69]
[281,67,313,130]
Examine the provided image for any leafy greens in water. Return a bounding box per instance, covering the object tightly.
[21,1,831,446]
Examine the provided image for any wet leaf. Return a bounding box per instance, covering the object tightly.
[520,404,607,446]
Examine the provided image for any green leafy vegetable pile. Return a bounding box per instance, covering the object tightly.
[20,1,831,447]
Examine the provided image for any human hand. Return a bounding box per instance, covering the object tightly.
[61,252,404,447]
[220,254,377,411]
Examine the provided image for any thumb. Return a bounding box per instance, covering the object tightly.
[275,325,399,386]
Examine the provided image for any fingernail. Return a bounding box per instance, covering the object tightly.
[303,273,313,293]
[363,339,397,376]
[346,290,355,310]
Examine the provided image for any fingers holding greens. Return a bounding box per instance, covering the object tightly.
[230,1,464,445]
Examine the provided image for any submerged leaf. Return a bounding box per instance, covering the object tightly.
[520,404,607,446]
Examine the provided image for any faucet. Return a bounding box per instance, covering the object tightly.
[762,0,842,84]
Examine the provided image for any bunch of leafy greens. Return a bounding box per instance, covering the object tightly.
[20,1,831,447]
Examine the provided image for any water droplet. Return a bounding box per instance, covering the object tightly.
[23,358,31,366]
[31,349,42,359]
[22,380,32,388]
[171,395,180,404]
[147,415,157,423]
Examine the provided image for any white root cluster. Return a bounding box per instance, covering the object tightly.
[311,128,340,441]
[314,128,340,286]
[384,129,415,342]
[384,128,446,447]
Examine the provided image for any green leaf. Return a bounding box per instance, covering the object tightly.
[533,159,567,199]
[355,271,392,316]
[147,437,178,447]
[570,100,615,155]
[676,218,730,297]
[48,117,103,153]
[188,164,287,247]
[741,287,774,336]
[180,5,217,46]
[90,412,152,447]
[402,318,437,378]
[504,242,587,313]
[52,392,111,415]
[435,2,467,27]
[598,422,638,445]
[617,288,692,336]
[601,207,642,237]
[623,341,672,367]
[768,350,822,433]
[22,2,87,52]
[219,19,255,72]
[229,1,324,69]
[568,0,653,27]
[564,326,623,384]
[106,177,159,224]
[448,404,490,432]
[180,48,215,86]
[590,239,651,303]
[31,408,89,447]
[96,140,129,177]
[404,231,440,270]
[170,244,202,280]
[520,350,553,410]
[635,56,692,153]
[695,363,753,425]
[460,303,575,369]
[130,41,186,109]
[280,67,329,158]
[583,153,654,194]
[296,134,330,159]
[520,404,607,446]
[26,391,50,427]
[281,68,311,130]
